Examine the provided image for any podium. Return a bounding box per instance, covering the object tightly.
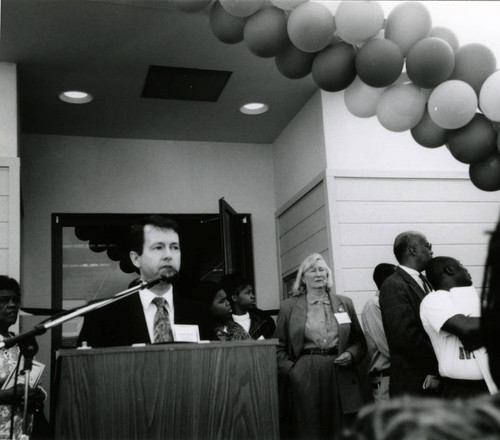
[54,340,280,440]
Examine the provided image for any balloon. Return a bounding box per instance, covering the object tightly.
[120,257,138,274]
[244,7,288,57]
[429,26,459,51]
[287,2,335,53]
[385,1,432,56]
[89,240,107,253]
[74,226,91,241]
[447,114,497,164]
[209,1,247,44]
[107,245,123,262]
[355,39,404,88]
[411,109,448,148]
[270,0,307,10]
[275,42,316,79]
[406,37,454,89]
[469,154,500,192]
[344,76,387,118]
[311,42,356,92]
[335,1,385,45]
[428,80,477,130]
[219,0,264,17]
[376,83,426,132]
[451,44,497,95]
[169,0,212,12]
[480,71,500,122]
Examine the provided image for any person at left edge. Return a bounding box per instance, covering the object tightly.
[78,215,204,348]
[0,276,46,440]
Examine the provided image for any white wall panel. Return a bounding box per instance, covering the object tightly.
[341,244,488,269]
[277,181,328,286]
[328,174,500,314]
[0,249,8,274]
[281,228,328,276]
[339,223,496,246]
[279,206,326,255]
[278,183,324,235]
[335,177,500,202]
[337,201,500,224]
[0,196,8,222]
[0,222,8,248]
[0,169,9,195]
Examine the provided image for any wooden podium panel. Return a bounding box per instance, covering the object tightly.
[54,340,279,440]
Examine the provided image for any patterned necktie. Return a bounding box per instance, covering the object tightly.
[152,297,174,343]
[419,273,432,294]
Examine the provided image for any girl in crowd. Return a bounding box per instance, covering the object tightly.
[276,253,366,439]
[195,280,233,341]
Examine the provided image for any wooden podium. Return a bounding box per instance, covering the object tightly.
[54,340,280,440]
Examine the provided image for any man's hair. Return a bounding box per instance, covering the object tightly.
[129,215,180,255]
[373,263,396,290]
[426,256,457,289]
[0,276,21,296]
[393,231,423,263]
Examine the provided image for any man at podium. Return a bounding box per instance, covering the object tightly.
[78,215,204,347]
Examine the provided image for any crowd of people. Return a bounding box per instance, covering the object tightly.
[3,214,500,439]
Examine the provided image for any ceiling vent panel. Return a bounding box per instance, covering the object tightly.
[142,65,232,102]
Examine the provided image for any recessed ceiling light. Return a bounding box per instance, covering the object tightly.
[59,90,93,104]
[240,102,269,115]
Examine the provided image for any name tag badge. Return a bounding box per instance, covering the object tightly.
[173,324,200,343]
[334,312,351,324]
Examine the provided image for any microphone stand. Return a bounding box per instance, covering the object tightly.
[19,337,37,440]
[0,277,162,439]
[0,277,162,351]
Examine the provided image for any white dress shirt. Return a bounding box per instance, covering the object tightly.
[139,286,174,343]
[399,265,426,291]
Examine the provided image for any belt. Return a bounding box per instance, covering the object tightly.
[369,368,390,378]
[302,347,338,356]
[442,377,487,388]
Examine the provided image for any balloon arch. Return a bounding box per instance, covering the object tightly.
[172,0,500,192]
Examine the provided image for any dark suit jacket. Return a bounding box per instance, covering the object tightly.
[379,267,438,397]
[78,288,205,348]
[276,293,366,413]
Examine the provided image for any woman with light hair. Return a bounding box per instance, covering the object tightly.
[276,253,366,440]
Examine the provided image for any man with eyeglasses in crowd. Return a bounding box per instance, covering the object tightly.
[379,231,440,397]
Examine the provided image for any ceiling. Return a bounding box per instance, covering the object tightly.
[2,1,500,145]
[0,0,317,144]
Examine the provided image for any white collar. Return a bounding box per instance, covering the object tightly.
[139,285,173,311]
[399,265,420,277]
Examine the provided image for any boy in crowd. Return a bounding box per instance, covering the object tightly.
[219,273,276,340]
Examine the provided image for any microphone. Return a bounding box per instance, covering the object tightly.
[140,277,163,290]
[0,326,46,351]
[18,336,38,371]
